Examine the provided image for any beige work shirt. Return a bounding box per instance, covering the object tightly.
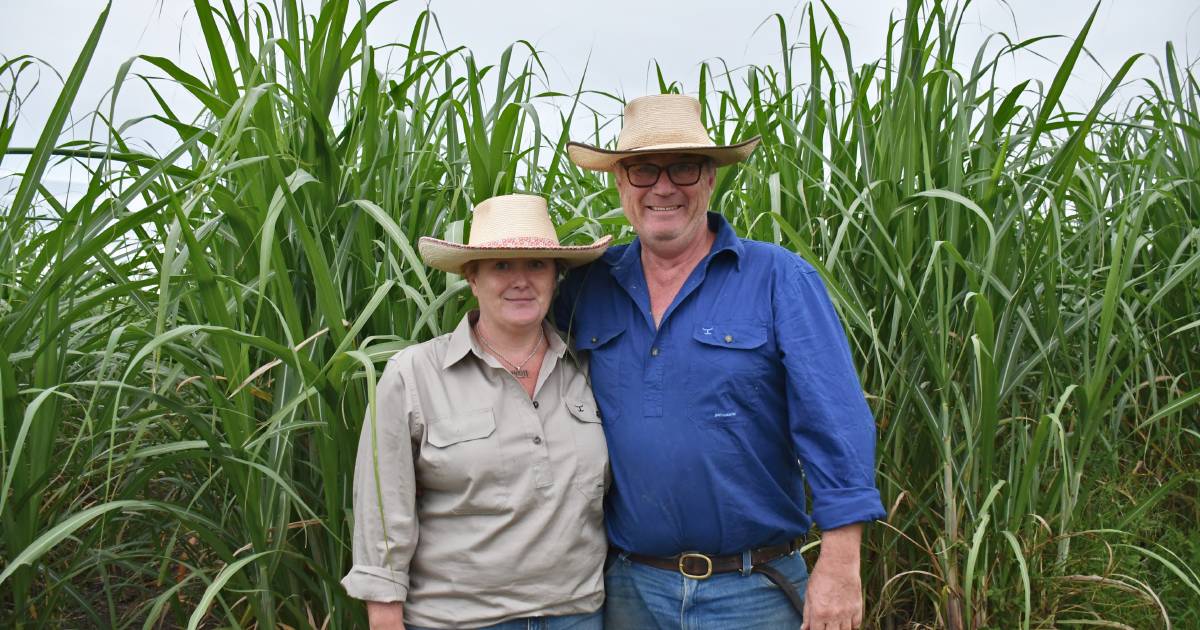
[341,312,609,629]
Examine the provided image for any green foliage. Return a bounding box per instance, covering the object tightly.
[1,0,1197,627]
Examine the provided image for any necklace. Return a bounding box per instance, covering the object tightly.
[474,325,544,379]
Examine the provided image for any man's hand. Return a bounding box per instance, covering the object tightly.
[366,601,405,629]
[802,523,865,630]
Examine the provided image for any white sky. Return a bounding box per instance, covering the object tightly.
[1,0,1197,194]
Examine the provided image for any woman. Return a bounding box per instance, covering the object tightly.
[341,194,613,629]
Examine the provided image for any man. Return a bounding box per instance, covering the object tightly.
[555,94,885,629]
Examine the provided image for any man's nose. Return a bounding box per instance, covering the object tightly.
[651,168,678,194]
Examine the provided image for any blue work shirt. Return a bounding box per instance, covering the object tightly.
[554,212,885,556]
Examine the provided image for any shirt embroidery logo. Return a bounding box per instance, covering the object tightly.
[713,411,737,418]
[574,404,584,413]
[701,327,714,335]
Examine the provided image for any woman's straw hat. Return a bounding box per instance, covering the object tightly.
[566,94,761,172]
[418,194,612,274]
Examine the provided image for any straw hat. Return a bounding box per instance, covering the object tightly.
[566,94,761,172]
[418,194,612,274]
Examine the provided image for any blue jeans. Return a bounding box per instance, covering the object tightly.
[408,609,602,630]
[605,550,809,629]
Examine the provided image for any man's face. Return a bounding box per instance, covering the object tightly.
[615,153,715,251]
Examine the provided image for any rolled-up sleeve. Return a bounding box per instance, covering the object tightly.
[341,357,419,602]
[775,258,886,531]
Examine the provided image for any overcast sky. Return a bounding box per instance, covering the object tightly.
[1,0,1197,192]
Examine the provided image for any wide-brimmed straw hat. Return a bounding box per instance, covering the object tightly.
[418,194,612,274]
[567,94,761,172]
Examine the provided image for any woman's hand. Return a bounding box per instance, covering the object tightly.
[366,601,405,629]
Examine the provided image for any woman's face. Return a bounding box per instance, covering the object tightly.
[466,257,558,333]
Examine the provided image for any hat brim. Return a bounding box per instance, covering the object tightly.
[418,235,614,274]
[566,137,761,172]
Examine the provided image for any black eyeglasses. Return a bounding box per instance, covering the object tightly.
[622,161,707,188]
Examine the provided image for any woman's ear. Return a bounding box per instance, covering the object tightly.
[462,261,479,295]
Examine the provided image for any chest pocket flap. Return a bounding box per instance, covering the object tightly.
[693,322,768,350]
[573,327,624,352]
[565,398,602,424]
[426,408,496,447]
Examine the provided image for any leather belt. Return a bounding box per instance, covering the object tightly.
[615,541,798,580]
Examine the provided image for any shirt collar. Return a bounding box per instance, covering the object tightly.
[611,233,645,289]
[706,212,744,270]
[442,310,567,370]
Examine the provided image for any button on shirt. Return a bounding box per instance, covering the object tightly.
[555,212,885,557]
[341,312,609,628]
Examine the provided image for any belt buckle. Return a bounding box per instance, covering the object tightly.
[678,552,713,580]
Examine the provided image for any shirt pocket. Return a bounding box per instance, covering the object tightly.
[573,327,626,421]
[688,321,770,425]
[421,408,511,514]
[565,398,608,501]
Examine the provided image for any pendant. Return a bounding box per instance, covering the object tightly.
[510,368,529,378]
